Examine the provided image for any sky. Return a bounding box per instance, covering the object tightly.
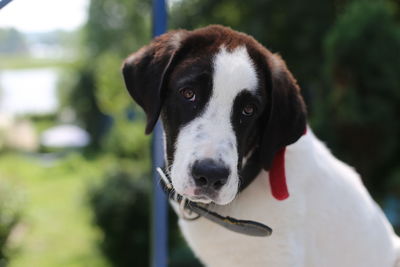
[0,0,89,32]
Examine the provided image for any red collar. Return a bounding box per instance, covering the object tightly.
[269,128,307,200]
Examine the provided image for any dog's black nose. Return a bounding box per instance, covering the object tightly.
[192,159,230,190]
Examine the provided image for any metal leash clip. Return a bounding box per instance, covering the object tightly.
[156,168,199,220]
[179,197,201,220]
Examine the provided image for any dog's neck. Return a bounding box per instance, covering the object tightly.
[239,128,308,199]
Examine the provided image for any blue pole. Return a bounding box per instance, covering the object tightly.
[151,1,168,267]
[0,0,14,9]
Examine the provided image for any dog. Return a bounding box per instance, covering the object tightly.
[122,25,400,267]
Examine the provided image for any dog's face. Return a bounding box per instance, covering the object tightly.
[163,45,263,204]
[122,26,306,205]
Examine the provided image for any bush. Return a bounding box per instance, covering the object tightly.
[88,170,150,267]
[88,168,203,267]
[318,0,400,196]
[0,180,24,266]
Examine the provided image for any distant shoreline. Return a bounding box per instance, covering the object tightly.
[0,55,75,70]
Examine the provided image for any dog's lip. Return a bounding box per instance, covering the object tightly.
[185,194,213,204]
[180,187,215,199]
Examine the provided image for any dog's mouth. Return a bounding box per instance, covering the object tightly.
[185,194,213,204]
[171,174,239,205]
[179,186,218,204]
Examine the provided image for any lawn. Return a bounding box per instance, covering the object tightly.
[0,152,112,267]
[0,56,73,70]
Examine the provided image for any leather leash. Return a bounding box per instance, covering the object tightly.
[156,167,272,237]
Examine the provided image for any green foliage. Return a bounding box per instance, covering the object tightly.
[0,180,24,265]
[0,29,80,69]
[320,0,400,193]
[171,0,337,89]
[91,49,152,161]
[0,28,28,55]
[63,0,153,152]
[63,63,110,149]
[29,30,80,48]
[104,120,150,162]
[24,114,57,134]
[87,169,202,267]
[60,1,158,265]
[85,0,151,57]
[0,153,112,267]
[88,171,150,267]
[94,52,131,116]
[0,56,72,70]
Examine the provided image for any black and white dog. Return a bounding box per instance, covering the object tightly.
[122,25,400,266]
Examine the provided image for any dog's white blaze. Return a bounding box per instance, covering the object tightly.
[171,46,258,205]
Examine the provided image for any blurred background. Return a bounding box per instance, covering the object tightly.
[0,0,400,266]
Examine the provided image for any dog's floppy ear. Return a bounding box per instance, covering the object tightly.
[122,30,187,134]
[260,54,307,170]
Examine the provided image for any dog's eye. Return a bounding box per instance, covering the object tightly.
[242,104,255,116]
[180,88,196,101]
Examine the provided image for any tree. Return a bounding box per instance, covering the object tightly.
[321,0,400,196]
[0,28,28,55]
[64,0,152,153]
[170,0,337,102]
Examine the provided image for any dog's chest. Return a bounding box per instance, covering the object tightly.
[174,172,306,267]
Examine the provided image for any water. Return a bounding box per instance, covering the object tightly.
[0,68,59,115]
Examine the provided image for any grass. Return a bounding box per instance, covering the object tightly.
[0,152,114,267]
[0,55,74,70]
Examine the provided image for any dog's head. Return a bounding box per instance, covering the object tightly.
[122,25,306,205]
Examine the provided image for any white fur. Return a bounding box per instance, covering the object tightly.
[170,46,258,205]
[176,128,400,267]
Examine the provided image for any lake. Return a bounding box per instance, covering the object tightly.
[0,68,59,115]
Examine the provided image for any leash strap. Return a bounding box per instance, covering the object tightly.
[156,168,272,237]
[188,203,272,237]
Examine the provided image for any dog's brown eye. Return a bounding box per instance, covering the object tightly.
[180,88,196,101]
[242,104,255,116]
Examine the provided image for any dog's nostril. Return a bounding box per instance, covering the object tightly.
[197,176,208,186]
[213,180,225,190]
